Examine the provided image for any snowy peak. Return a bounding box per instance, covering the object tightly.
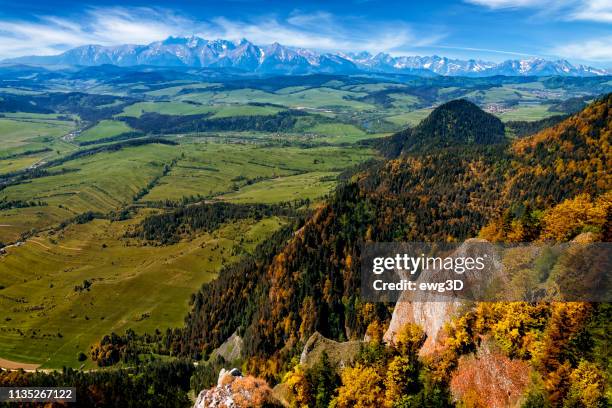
[4,36,608,77]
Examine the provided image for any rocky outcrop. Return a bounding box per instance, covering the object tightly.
[209,332,244,363]
[300,331,361,369]
[383,239,504,354]
[193,368,282,408]
[384,300,460,355]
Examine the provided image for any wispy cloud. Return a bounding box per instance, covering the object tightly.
[551,36,612,61]
[432,45,538,57]
[468,1,612,62]
[84,8,194,44]
[464,0,552,8]
[0,7,443,59]
[570,0,612,23]
[0,7,193,58]
[465,0,612,23]
[205,12,442,52]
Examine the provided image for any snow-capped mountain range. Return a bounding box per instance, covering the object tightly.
[4,36,609,77]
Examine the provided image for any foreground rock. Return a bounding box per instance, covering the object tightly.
[193,368,282,408]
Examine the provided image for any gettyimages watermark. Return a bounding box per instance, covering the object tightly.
[361,240,611,302]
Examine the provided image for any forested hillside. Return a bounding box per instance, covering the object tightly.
[121,110,321,134]
[375,99,506,157]
[176,94,611,406]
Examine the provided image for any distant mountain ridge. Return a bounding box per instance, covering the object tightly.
[4,36,608,77]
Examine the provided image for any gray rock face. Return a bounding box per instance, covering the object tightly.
[384,300,461,355]
[208,332,244,364]
[300,331,361,369]
[383,239,503,354]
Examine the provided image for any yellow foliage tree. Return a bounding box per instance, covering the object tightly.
[383,356,419,408]
[332,364,385,408]
[393,323,426,357]
[284,365,311,408]
[566,360,606,408]
[541,193,609,241]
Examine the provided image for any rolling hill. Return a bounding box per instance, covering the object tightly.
[375,98,506,157]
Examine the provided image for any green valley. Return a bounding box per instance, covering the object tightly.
[0,63,610,408]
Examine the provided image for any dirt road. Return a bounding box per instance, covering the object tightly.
[0,357,41,371]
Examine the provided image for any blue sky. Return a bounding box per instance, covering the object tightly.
[0,0,610,67]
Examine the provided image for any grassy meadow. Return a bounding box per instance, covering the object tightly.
[0,130,374,368]
[497,104,564,121]
[118,101,285,119]
[142,143,372,202]
[0,216,284,368]
[0,72,603,369]
[219,171,338,203]
[77,120,133,143]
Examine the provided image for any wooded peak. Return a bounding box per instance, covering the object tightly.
[415,99,505,147]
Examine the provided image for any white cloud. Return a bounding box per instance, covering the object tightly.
[570,0,612,23]
[286,11,336,27]
[0,7,195,58]
[203,12,441,52]
[465,0,612,23]
[551,36,612,60]
[464,0,553,8]
[0,7,443,59]
[85,8,194,45]
[432,45,538,57]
